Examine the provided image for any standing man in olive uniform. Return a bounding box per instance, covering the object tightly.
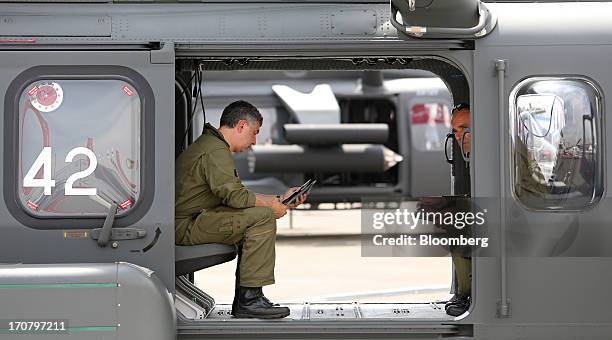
[445,104,472,317]
[416,104,472,316]
[175,100,306,319]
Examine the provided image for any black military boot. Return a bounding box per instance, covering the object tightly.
[232,290,279,313]
[444,294,460,310]
[262,295,280,307]
[445,295,470,317]
[232,287,290,319]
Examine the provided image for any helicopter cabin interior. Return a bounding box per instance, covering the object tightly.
[172,57,472,324]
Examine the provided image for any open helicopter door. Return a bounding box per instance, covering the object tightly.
[391,0,497,39]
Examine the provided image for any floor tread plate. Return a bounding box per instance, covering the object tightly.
[207,302,456,321]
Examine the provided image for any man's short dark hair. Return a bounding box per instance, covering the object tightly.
[451,103,470,115]
[220,100,263,128]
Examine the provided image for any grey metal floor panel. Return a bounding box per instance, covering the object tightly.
[207,302,455,321]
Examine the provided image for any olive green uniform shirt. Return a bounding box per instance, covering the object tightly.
[175,123,256,243]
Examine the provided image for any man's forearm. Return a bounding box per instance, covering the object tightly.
[255,193,280,208]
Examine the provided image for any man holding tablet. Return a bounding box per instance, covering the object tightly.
[175,101,308,319]
[281,179,316,205]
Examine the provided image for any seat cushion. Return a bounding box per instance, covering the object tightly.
[175,243,237,276]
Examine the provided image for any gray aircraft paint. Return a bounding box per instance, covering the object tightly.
[0,1,612,339]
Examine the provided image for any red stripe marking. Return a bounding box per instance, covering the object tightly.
[0,38,36,43]
[26,200,39,210]
[118,199,133,210]
[27,86,38,96]
[122,86,133,96]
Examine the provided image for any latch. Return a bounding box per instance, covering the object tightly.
[90,228,147,242]
[90,203,146,245]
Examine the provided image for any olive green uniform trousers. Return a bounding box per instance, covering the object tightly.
[453,255,471,297]
[177,206,277,287]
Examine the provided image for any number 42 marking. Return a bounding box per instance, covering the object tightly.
[23,147,98,196]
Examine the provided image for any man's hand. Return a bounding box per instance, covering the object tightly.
[270,198,288,219]
[254,193,288,219]
[281,187,309,208]
[417,196,449,212]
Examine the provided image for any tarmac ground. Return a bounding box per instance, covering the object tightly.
[195,207,453,303]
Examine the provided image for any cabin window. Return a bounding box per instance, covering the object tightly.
[410,102,451,152]
[17,79,142,217]
[510,77,603,210]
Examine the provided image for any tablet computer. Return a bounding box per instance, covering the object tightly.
[282,179,316,205]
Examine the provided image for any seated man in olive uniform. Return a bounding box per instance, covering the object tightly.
[175,100,306,319]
